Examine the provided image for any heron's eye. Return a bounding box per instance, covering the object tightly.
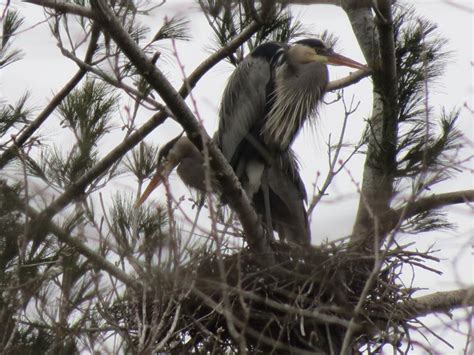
[157,154,167,165]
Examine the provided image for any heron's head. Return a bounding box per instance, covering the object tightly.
[136,134,195,206]
[289,38,367,70]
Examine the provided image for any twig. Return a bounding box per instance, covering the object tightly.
[326,69,371,91]
[0,182,141,290]
[23,0,98,20]
[0,25,100,169]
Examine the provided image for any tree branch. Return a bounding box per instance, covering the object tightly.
[400,287,474,319]
[0,25,100,170]
[375,189,474,234]
[327,68,371,91]
[397,189,474,221]
[0,181,141,290]
[23,0,98,20]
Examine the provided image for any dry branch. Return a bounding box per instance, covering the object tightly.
[24,0,98,19]
[401,287,474,319]
[327,68,371,91]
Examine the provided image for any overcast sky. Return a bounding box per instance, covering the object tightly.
[1,1,473,353]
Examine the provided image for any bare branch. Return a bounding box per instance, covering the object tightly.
[396,189,474,221]
[327,68,371,91]
[400,287,474,319]
[181,21,260,96]
[23,0,98,20]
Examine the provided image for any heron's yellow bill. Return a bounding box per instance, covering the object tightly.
[325,52,367,70]
[135,161,175,206]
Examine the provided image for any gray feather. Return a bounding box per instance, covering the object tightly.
[217,56,271,162]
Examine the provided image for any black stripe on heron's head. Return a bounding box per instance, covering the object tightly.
[294,38,327,50]
[251,42,286,68]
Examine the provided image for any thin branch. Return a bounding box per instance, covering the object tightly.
[182,20,260,96]
[308,93,361,216]
[0,181,141,290]
[59,46,164,110]
[0,24,100,169]
[23,0,98,20]
[327,68,371,91]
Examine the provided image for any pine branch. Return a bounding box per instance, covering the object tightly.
[0,181,141,290]
[393,189,474,226]
[327,68,371,91]
[366,189,474,238]
[0,25,101,170]
[400,287,474,319]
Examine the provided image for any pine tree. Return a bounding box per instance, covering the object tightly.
[0,2,472,353]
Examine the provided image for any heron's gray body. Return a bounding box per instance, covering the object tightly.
[253,151,309,244]
[164,136,310,245]
[215,40,332,245]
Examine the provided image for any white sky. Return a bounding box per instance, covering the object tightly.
[1,1,473,353]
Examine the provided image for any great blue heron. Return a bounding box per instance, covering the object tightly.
[136,134,310,244]
[137,39,365,245]
[214,38,366,243]
[216,38,366,199]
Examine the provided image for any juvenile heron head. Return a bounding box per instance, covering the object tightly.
[136,135,204,206]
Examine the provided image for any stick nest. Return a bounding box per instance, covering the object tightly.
[111,242,438,353]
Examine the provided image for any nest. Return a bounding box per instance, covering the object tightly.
[111,242,438,353]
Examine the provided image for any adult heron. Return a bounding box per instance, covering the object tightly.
[136,134,310,244]
[138,39,365,245]
[216,38,366,199]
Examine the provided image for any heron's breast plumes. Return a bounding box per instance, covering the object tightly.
[262,62,329,151]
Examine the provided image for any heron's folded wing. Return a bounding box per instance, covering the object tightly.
[217,42,284,164]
